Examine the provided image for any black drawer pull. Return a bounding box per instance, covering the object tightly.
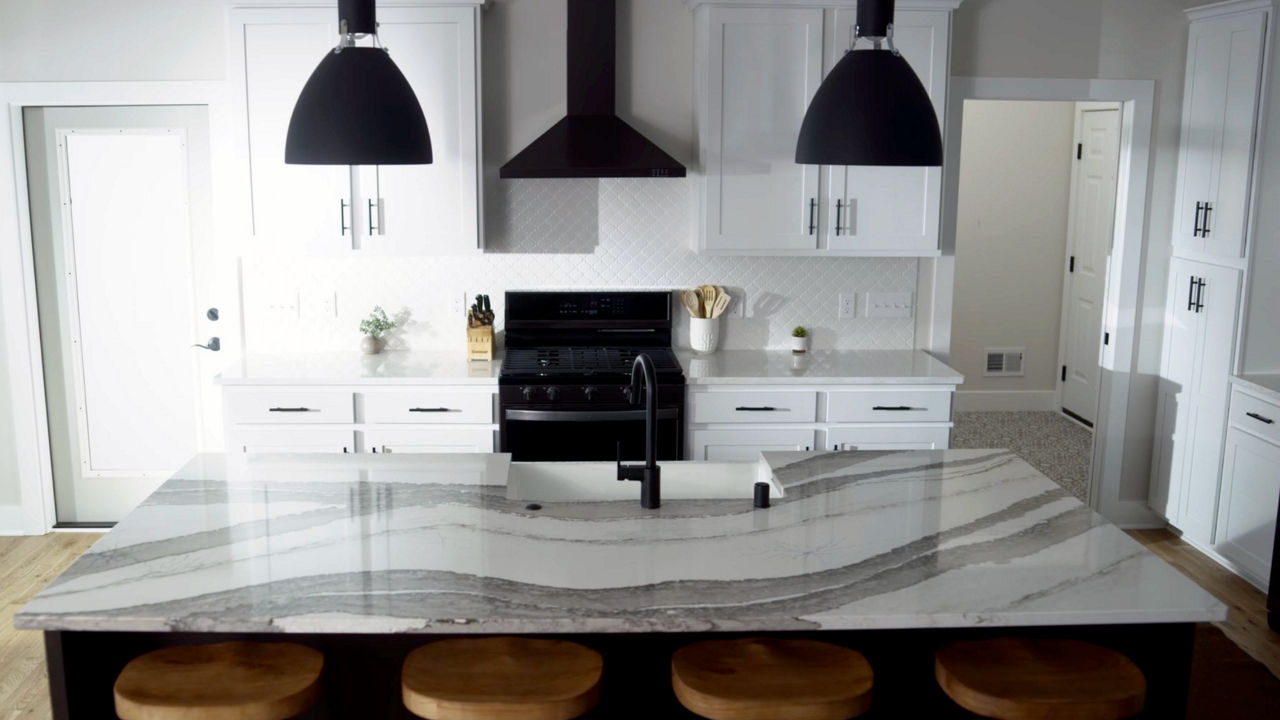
[409,407,453,413]
[873,405,921,411]
[735,406,780,412]
[268,407,312,412]
[1246,412,1275,425]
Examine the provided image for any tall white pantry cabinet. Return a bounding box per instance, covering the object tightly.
[1150,1,1271,559]
[227,2,483,255]
[688,0,960,256]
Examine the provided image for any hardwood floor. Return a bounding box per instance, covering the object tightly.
[1127,528,1280,678]
[0,533,98,720]
[0,530,1274,719]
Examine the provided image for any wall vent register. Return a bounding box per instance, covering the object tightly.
[984,349,1025,377]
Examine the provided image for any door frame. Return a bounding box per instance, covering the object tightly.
[1054,101,1124,425]
[0,80,241,535]
[923,77,1159,527]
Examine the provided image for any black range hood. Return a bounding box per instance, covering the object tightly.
[499,0,686,179]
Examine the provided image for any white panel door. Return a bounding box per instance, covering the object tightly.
[1171,11,1265,260]
[361,7,480,255]
[1060,104,1122,425]
[1215,427,1280,583]
[240,9,354,251]
[701,7,824,252]
[365,428,494,454]
[690,429,815,462]
[25,106,222,523]
[826,10,947,253]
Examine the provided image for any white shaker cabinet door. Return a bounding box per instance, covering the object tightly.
[1171,10,1266,261]
[825,9,947,254]
[239,10,354,251]
[699,7,824,252]
[1215,426,1280,584]
[689,429,816,462]
[362,7,481,255]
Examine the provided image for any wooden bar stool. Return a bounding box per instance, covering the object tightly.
[934,638,1146,719]
[113,641,323,720]
[671,637,874,720]
[401,637,603,720]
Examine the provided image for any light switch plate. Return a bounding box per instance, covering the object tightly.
[864,292,913,318]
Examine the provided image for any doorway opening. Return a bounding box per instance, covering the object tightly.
[948,99,1124,505]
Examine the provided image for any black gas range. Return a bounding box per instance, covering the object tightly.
[498,291,686,462]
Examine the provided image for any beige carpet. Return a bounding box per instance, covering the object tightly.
[953,411,1093,502]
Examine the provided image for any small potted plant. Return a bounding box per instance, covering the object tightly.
[359,306,396,355]
[791,326,809,354]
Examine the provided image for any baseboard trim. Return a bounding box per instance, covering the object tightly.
[954,390,1057,412]
[1178,532,1270,593]
[1103,500,1166,529]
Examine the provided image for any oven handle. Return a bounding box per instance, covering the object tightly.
[505,408,680,423]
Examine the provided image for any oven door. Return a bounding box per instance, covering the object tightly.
[502,407,684,462]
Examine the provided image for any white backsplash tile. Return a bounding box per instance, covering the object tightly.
[240,178,918,354]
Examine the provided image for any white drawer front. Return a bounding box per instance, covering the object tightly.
[1229,387,1280,446]
[364,391,493,424]
[365,428,495,454]
[690,429,816,462]
[225,390,354,424]
[826,426,951,451]
[690,391,818,424]
[235,427,354,454]
[826,389,951,423]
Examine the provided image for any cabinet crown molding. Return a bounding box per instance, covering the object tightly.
[687,0,962,11]
[1185,0,1272,21]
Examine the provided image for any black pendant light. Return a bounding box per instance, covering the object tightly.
[285,0,431,165]
[795,0,941,167]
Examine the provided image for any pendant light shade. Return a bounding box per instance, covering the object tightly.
[285,0,432,165]
[794,0,942,167]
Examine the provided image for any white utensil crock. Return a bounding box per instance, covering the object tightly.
[690,317,720,354]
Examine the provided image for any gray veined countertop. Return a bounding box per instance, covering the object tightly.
[215,351,502,385]
[677,349,963,385]
[15,450,1223,634]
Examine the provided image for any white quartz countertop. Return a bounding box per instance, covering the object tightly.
[678,349,963,385]
[16,450,1223,634]
[1231,373,1280,403]
[216,351,501,385]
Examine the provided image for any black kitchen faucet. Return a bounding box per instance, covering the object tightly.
[616,353,661,508]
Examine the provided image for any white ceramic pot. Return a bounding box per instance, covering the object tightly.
[689,317,720,354]
[791,336,809,354]
[361,335,386,355]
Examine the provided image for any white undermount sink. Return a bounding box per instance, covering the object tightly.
[505,461,777,502]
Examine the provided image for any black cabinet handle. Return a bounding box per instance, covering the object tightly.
[339,199,350,236]
[1193,202,1204,237]
[1195,278,1206,314]
[807,198,817,235]
[873,405,921,411]
[408,407,453,413]
[268,407,312,412]
[835,199,844,235]
[736,406,780,412]
[1202,202,1212,237]
[1247,412,1275,425]
[1187,276,1198,312]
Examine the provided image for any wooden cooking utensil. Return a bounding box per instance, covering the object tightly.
[681,289,703,318]
[692,287,705,318]
[711,293,730,319]
[700,285,717,318]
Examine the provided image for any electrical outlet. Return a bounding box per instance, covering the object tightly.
[450,291,466,318]
[838,293,857,319]
[864,292,914,318]
[728,291,745,318]
[317,291,337,318]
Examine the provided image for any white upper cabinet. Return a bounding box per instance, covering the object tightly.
[230,4,482,255]
[697,7,825,253]
[691,1,955,256]
[1171,4,1268,262]
[825,9,947,253]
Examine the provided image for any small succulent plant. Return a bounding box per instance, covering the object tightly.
[792,326,808,338]
[359,306,396,338]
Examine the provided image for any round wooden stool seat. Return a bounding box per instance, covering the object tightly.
[671,637,874,720]
[934,638,1146,719]
[113,641,323,720]
[401,637,603,720]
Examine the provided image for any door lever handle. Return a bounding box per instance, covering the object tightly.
[192,337,220,352]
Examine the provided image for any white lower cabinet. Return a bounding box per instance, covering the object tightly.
[235,427,354,454]
[686,384,954,461]
[364,428,494,454]
[1214,387,1280,587]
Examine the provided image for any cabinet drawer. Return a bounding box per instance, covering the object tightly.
[689,391,818,424]
[364,390,493,424]
[234,427,354,454]
[1228,387,1280,446]
[826,389,951,423]
[365,428,494,454]
[690,429,816,462]
[225,390,354,424]
[826,425,951,451]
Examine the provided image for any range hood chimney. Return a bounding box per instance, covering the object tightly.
[499,0,686,179]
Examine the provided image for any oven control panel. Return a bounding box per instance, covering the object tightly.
[504,384,684,406]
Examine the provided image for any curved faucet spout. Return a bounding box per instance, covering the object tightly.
[618,353,661,508]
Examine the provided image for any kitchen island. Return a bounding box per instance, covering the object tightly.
[17,450,1224,718]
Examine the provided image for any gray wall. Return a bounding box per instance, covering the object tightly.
[1242,9,1280,375]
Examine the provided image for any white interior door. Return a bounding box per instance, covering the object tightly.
[1059,103,1121,426]
[24,106,220,524]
